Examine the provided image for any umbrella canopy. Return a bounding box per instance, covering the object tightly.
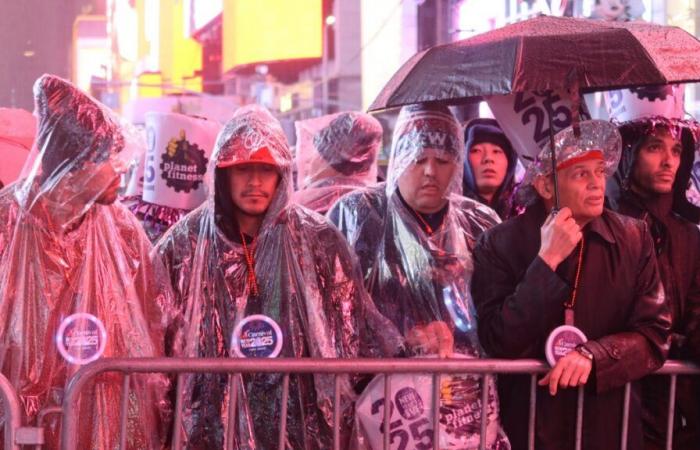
[369,15,700,111]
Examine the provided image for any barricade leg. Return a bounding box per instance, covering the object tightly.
[333,375,341,450]
[665,375,677,450]
[528,374,537,450]
[277,373,290,450]
[432,373,440,450]
[171,373,185,450]
[575,385,584,450]
[118,374,130,450]
[479,374,491,450]
[620,382,631,450]
[383,374,391,450]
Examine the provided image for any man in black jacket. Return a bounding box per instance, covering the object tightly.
[608,116,700,450]
[471,120,672,450]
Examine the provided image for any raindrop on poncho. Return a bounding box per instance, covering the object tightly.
[153,105,402,449]
[292,111,383,214]
[328,103,510,449]
[0,74,170,449]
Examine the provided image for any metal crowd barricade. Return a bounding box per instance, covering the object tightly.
[57,358,700,450]
[0,371,48,449]
[0,372,22,450]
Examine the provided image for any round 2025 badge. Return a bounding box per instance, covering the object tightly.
[55,313,107,365]
[231,315,283,358]
[545,325,587,366]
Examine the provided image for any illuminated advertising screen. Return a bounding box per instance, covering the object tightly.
[223,0,322,72]
[73,16,109,92]
[185,0,223,36]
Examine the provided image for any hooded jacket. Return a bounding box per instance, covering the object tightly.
[153,105,401,450]
[0,74,168,449]
[462,119,520,220]
[607,117,700,449]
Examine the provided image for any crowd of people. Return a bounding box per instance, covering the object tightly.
[0,73,699,450]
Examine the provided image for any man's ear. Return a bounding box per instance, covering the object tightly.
[533,175,553,200]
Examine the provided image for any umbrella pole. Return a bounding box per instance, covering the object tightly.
[548,112,561,211]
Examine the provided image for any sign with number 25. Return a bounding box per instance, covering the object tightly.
[487,91,591,163]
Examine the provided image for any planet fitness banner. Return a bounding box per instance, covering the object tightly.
[143,112,220,209]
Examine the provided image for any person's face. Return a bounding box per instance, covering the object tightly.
[94,165,121,204]
[468,142,509,197]
[228,163,280,216]
[535,158,606,225]
[396,148,455,214]
[632,130,682,195]
[65,157,124,206]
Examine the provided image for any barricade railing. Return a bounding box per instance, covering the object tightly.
[0,372,47,449]
[0,372,22,450]
[50,358,700,450]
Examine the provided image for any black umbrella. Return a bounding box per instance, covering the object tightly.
[369,15,700,111]
[369,15,700,208]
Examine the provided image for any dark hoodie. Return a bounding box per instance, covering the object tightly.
[463,118,519,220]
[607,118,700,450]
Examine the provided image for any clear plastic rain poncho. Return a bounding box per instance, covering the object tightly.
[153,105,402,449]
[292,111,383,214]
[328,104,510,449]
[0,74,169,448]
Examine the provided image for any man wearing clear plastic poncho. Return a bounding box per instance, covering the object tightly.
[153,105,402,449]
[292,111,383,214]
[328,104,510,448]
[0,75,169,448]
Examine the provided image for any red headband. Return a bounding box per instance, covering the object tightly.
[556,150,604,172]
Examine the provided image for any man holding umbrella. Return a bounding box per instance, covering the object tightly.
[471,120,671,450]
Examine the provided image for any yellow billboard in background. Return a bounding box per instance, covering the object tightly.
[159,0,203,93]
[138,72,163,98]
[223,0,322,73]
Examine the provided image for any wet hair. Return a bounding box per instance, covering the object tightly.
[612,120,700,223]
